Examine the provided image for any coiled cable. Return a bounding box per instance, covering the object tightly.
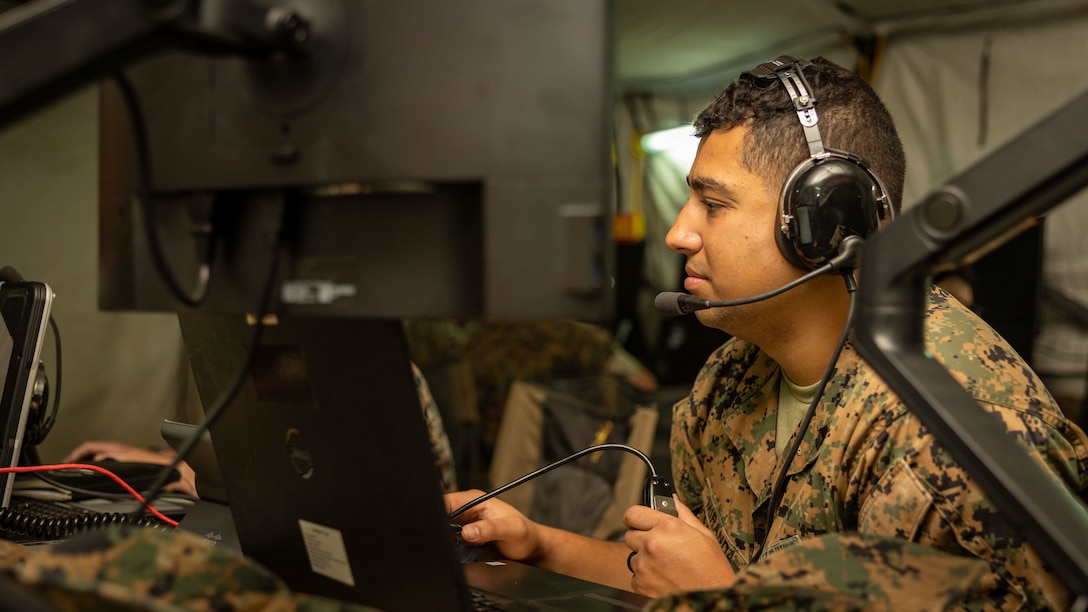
[0,500,169,542]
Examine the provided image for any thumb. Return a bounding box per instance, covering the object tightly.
[674,495,716,539]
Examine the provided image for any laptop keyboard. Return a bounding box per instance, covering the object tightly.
[468,588,530,611]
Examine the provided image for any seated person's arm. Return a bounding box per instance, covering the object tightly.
[63,440,197,497]
[445,490,736,596]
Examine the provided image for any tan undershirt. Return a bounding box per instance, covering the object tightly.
[777,374,821,456]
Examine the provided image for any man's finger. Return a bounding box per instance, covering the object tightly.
[623,503,667,531]
[445,489,487,514]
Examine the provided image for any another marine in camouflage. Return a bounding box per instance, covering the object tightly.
[671,286,1088,609]
[463,320,618,451]
[0,525,379,611]
[404,319,648,465]
[646,532,991,611]
[413,361,458,493]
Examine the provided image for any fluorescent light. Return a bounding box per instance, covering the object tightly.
[640,124,698,170]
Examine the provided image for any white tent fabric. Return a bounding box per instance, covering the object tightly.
[878,14,1088,402]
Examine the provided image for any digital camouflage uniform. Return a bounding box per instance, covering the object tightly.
[0,525,379,611]
[671,287,1088,609]
[647,532,991,611]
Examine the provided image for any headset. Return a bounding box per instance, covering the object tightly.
[745,56,895,271]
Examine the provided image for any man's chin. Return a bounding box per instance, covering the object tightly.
[693,308,729,330]
[694,304,752,339]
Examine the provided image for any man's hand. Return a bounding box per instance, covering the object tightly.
[623,495,736,597]
[445,490,544,563]
[63,440,197,498]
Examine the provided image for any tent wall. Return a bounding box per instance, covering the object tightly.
[877,11,1088,409]
[625,7,1088,401]
[0,87,194,461]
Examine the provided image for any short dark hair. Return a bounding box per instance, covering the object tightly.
[693,57,906,213]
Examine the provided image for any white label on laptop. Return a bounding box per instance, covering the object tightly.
[298,519,356,587]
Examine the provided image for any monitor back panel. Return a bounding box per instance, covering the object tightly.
[178,314,468,611]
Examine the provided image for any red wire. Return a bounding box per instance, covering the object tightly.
[1,464,179,527]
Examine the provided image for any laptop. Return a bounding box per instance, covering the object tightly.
[160,419,240,550]
[177,313,650,611]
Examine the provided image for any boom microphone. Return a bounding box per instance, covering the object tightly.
[655,235,864,317]
[654,292,717,315]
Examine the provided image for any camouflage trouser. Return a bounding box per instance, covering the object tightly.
[0,526,379,611]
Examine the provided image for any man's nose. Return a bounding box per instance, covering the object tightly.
[665,203,699,254]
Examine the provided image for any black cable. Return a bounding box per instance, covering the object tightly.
[32,471,133,501]
[1043,285,1088,329]
[978,35,993,148]
[668,236,864,313]
[723,258,849,305]
[110,73,214,307]
[448,443,658,522]
[128,195,289,522]
[28,469,196,504]
[39,315,60,440]
[751,270,859,564]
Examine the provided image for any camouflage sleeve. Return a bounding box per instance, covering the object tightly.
[644,533,990,611]
[849,289,1088,609]
[2,526,379,611]
[413,362,458,493]
[852,399,1085,608]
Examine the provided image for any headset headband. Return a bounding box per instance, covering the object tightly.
[746,56,825,157]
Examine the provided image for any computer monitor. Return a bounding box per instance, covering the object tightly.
[98,0,614,322]
[0,281,51,506]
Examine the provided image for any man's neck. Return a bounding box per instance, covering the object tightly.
[755,276,853,385]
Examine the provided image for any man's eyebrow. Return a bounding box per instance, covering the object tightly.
[687,175,731,194]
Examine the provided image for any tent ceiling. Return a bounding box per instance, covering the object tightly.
[3,0,1085,97]
[614,0,1088,95]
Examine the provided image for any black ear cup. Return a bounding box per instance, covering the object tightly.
[776,153,887,271]
[745,55,894,272]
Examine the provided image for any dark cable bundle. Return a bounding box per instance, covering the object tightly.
[0,500,168,542]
